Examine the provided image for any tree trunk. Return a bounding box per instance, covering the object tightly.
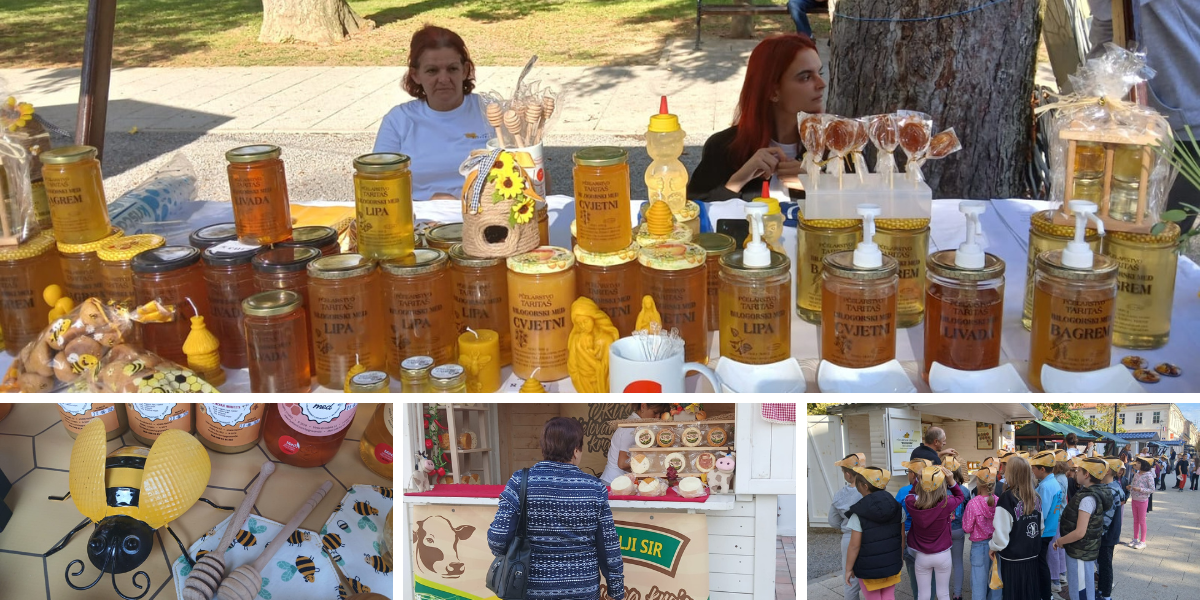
[259,0,375,45]
[730,0,754,38]
[827,0,1042,199]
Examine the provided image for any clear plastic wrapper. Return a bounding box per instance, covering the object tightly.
[1040,43,1176,230]
[798,112,828,192]
[868,113,900,177]
[897,110,933,182]
[850,118,870,181]
[824,117,857,180]
[107,153,199,235]
[1,296,218,393]
[0,80,40,247]
[480,82,560,149]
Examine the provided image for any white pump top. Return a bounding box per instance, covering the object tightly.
[1062,200,1105,269]
[743,202,770,267]
[853,204,883,268]
[955,201,987,269]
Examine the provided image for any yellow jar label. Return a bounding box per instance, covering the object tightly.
[43,163,111,244]
[876,230,927,319]
[355,176,415,260]
[1107,242,1176,341]
[797,229,860,315]
[719,284,790,364]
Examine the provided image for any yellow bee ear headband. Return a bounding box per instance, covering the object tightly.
[919,465,946,492]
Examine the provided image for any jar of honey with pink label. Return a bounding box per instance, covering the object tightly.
[263,403,358,467]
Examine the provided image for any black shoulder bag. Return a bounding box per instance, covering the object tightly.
[486,468,531,599]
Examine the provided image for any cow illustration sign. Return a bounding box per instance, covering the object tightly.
[409,505,709,600]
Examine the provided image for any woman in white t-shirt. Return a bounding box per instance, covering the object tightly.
[600,404,671,485]
[373,25,493,200]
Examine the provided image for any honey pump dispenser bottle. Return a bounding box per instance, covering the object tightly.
[923,201,1006,381]
[743,182,786,255]
[644,96,688,214]
[820,204,899,368]
[719,201,792,365]
[1028,200,1118,392]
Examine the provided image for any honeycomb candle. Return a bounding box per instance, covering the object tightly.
[820,205,899,369]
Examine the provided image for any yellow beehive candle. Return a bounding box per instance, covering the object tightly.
[458,328,502,393]
[519,377,547,393]
[646,200,675,236]
[182,315,225,387]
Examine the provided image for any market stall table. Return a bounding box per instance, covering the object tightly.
[0,403,392,600]
[2,197,1196,392]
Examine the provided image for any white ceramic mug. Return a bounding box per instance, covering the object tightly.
[608,337,722,393]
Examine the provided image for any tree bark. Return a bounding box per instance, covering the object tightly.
[259,0,375,45]
[827,0,1042,199]
[730,0,754,38]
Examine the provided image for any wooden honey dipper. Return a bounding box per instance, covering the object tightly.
[485,102,505,146]
[525,103,544,145]
[182,461,276,600]
[214,480,333,600]
[503,109,526,148]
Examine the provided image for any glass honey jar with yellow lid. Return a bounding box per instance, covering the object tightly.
[425,222,463,251]
[277,225,340,256]
[796,214,862,325]
[874,217,930,328]
[57,227,122,305]
[354,152,414,261]
[449,244,511,365]
[40,145,113,245]
[380,248,457,375]
[307,253,386,388]
[574,147,633,253]
[242,290,311,393]
[639,241,709,364]
[696,232,736,332]
[0,230,64,356]
[225,144,293,245]
[574,241,642,337]
[507,246,576,381]
[1102,223,1179,350]
[98,233,165,308]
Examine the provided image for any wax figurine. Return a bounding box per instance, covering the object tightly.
[567,297,620,393]
[635,295,662,331]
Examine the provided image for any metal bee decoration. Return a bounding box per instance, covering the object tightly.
[63,418,211,599]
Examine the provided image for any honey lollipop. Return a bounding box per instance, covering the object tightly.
[850,119,870,181]
[824,117,857,184]
[896,111,932,182]
[928,128,962,159]
[486,102,505,146]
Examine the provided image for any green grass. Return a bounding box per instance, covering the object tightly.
[0,0,828,68]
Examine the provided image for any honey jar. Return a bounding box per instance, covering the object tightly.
[507,246,576,381]
[57,403,128,440]
[358,403,393,478]
[696,232,735,332]
[243,290,312,393]
[128,403,194,446]
[189,222,238,250]
[253,246,322,368]
[277,225,340,256]
[796,218,862,324]
[429,364,468,393]
[58,228,123,305]
[639,241,709,363]
[353,152,414,261]
[875,222,929,328]
[308,254,386,388]
[132,246,212,365]
[573,147,633,253]
[399,355,435,392]
[574,241,642,337]
[425,222,463,251]
[1103,225,1179,350]
[98,234,165,307]
[202,240,263,369]
[40,145,113,245]
[225,145,293,245]
[1022,210,1100,329]
[449,244,511,365]
[263,403,358,468]
[718,249,791,365]
[0,231,63,356]
[380,248,457,375]
[197,402,265,454]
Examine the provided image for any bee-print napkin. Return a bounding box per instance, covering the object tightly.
[172,513,337,600]
[318,484,394,598]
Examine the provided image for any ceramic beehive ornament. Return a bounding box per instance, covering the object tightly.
[459,149,542,258]
[183,315,224,386]
[66,419,211,599]
[215,481,333,600]
[182,462,276,600]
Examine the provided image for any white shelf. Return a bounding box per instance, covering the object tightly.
[456,447,493,454]
[631,446,733,452]
[617,419,734,427]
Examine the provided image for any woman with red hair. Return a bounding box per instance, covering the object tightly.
[374,25,493,199]
[687,34,825,202]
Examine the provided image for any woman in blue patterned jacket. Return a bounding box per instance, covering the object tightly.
[488,417,626,600]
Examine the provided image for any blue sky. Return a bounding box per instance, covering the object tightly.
[1181,403,1200,426]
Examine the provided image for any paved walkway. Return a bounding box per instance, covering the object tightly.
[807,488,1200,600]
[779,535,798,600]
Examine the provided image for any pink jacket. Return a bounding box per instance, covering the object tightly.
[1130,471,1155,502]
[961,494,997,542]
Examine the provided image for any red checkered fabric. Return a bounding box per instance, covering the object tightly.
[760,403,796,423]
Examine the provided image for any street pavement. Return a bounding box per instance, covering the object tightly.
[807,487,1200,600]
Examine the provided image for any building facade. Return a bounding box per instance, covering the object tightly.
[1076,403,1189,443]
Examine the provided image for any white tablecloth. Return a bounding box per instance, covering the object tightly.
[4,197,1197,393]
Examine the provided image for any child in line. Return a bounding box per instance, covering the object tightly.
[905,465,965,600]
[1030,451,1065,600]
[1049,451,1070,592]
[898,459,938,600]
[962,467,1001,600]
[1097,457,1127,600]
[1128,456,1155,548]
[989,456,1042,600]
[981,456,1004,497]
[946,459,972,600]
[832,453,867,600]
[845,466,905,600]
[1054,457,1113,600]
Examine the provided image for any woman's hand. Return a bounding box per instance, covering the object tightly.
[776,158,805,189]
[727,147,788,191]
[845,570,854,586]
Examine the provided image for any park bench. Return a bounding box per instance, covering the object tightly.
[695,0,828,49]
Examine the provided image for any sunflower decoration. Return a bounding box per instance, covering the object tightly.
[2,96,35,132]
[511,197,536,225]
[489,152,516,180]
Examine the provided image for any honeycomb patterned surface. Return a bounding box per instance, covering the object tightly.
[0,403,391,600]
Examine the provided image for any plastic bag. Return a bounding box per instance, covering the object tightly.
[1041,43,1177,228]
[989,555,1003,589]
[0,79,40,247]
[107,153,198,235]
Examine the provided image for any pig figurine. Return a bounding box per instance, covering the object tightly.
[408,457,436,493]
[709,453,735,494]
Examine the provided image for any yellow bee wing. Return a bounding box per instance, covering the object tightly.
[138,429,211,529]
[69,419,109,523]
